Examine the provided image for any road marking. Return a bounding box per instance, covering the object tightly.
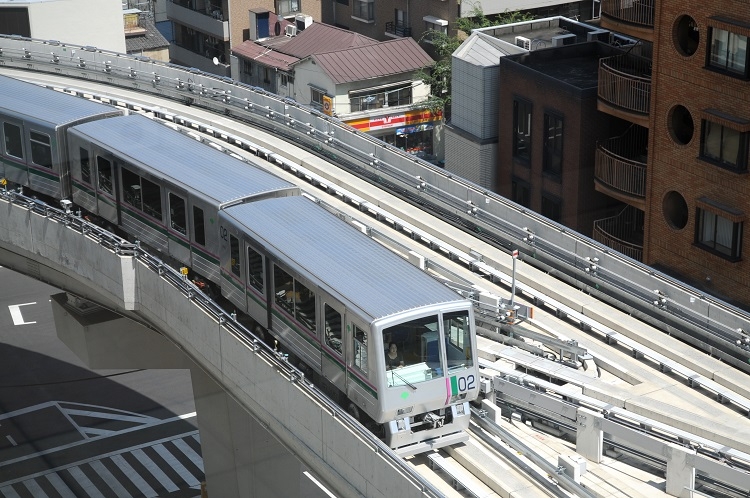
[0,485,21,498]
[22,479,48,497]
[153,443,200,487]
[89,460,132,497]
[132,448,179,493]
[67,466,105,498]
[172,439,203,470]
[110,454,156,497]
[45,473,76,498]
[8,302,37,325]
[5,435,16,447]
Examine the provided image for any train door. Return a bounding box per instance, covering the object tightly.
[166,190,191,264]
[1,119,28,187]
[244,242,269,329]
[346,318,376,418]
[221,226,246,311]
[319,292,346,393]
[95,154,119,225]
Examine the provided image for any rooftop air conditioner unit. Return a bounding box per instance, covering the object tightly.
[285,24,297,37]
[295,14,313,31]
[515,36,531,50]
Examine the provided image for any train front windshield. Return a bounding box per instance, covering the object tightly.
[382,311,474,388]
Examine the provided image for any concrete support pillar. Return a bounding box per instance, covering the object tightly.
[664,442,695,498]
[575,407,603,463]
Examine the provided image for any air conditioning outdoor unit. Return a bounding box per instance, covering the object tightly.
[285,24,297,37]
[515,36,531,50]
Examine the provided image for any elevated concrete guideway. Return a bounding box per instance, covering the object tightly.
[0,192,440,498]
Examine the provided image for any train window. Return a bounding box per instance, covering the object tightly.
[353,326,367,374]
[122,167,141,209]
[324,304,342,355]
[3,122,23,159]
[230,235,240,277]
[294,281,316,332]
[169,193,187,235]
[274,265,294,314]
[247,246,263,291]
[97,156,113,195]
[193,206,206,245]
[30,131,52,169]
[141,178,162,219]
[443,311,473,371]
[80,147,91,184]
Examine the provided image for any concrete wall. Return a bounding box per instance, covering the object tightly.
[0,196,433,498]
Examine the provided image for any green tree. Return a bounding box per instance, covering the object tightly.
[417,6,534,118]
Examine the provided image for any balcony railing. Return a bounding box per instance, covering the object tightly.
[169,0,225,20]
[595,126,648,197]
[385,22,412,38]
[593,205,644,261]
[601,0,654,29]
[598,54,651,116]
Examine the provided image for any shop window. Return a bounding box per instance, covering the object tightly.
[696,207,743,260]
[513,99,532,161]
[3,122,23,159]
[707,25,749,78]
[543,113,563,177]
[700,119,748,171]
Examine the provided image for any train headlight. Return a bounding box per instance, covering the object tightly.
[454,403,466,416]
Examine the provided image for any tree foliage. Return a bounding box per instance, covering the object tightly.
[417,6,535,118]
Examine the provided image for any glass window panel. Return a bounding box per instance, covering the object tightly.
[247,246,264,291]
[274,265,294,314]
[294,280,316,332]
[122,168,141,209]
[443,311,473,372]
[324,304,342,355]
[30,131,52,169]
[141,177,162,219]
[97,156,113,195]
[169,193,187,235]
[354,326,368,374]
[80,147,91,184]
[3,122,23,159]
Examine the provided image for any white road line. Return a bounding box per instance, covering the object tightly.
[172,438,203,470]
[0,485,21,498]
[153,443,200,488]
[67,466,105,498]
[22,478,48,497]
[8,302,37,325]
[63,409,158,424]
[5,435,16,446]
[131,448,179,493]
[45,473,77,498]
[88,460,132,498]
[110,454,156,498]
[192,433,200,444]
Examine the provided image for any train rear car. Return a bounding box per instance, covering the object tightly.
[219,195,479,454]
[66,114,298,285]
[0,74,121,199]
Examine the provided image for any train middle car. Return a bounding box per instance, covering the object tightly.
[220,196,480,452]
[64,114,298,285]
[0,74,122,199]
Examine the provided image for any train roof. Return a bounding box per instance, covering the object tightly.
[69,114,297,204]
[0,75,118,126]
[222,196,466,321]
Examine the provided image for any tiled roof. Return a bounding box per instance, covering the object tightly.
[276,23,376,58]
[125,15,169,53]
[232,41,299,71]
[311,37,434,84]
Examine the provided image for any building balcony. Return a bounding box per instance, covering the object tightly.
[594,126,648,207]
[593,205,644,262]
[600,0,654,41]
[167,0,229,41]
[385,22,412,38]
[598,54,651,127]
[169,44,230,77]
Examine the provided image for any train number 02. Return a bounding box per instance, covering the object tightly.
[219,225,228,241]
[456,375,475,392]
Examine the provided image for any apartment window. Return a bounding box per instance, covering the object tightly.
[241,60,252,77]
[541,193,562,223]
[696,205,743,260]
[707,26,748,78]
[310,87,326,109]
[349,83,412,112]
[275,0,300,15]
[513,99,532,161]
[511,177,530,208]
[280,73,293,87]
[352,0,374,21]
[700,119,748,171]
[543,113,563,177]
[423,16,448,43]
